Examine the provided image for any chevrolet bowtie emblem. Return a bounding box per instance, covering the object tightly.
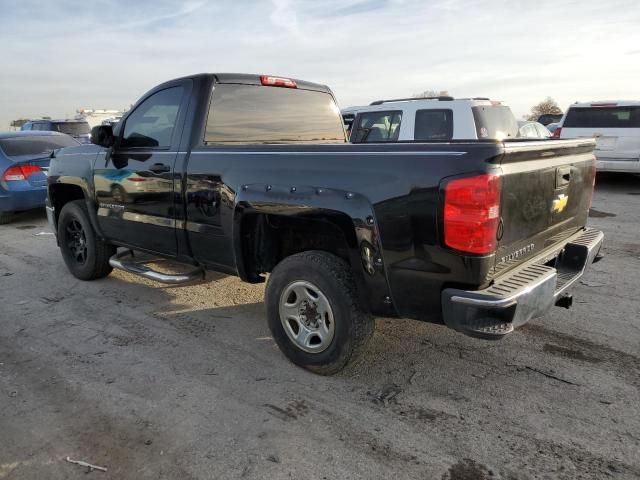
[552,194,569,213]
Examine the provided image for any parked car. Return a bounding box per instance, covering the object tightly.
[47,73,602,374]
[341,105,366,139]
[537,113,563,126]
[345,97,520,143]
[546,121,561,134]
[518,121,552,139]
[556,101,640,173]
[22,119,91,144]
[0,131,79,223]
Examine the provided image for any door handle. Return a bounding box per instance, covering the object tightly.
[149,163,170,173]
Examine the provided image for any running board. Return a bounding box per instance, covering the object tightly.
[109,250,205,285]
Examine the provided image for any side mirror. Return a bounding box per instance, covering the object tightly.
[91,125,115,148]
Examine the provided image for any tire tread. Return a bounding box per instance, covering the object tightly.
[59,200,114,280]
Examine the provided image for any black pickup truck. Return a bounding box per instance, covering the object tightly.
[46,73,603,374]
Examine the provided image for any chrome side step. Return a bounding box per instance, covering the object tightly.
[109,250,205,285]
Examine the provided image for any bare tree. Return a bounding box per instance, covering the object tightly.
[10,119,28,128]
[413,89,450,98]
[526,97,562,121]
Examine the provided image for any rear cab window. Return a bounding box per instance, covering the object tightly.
[414,109,453,141]
[351,111,402,143]
[205,84,345,144]
[472,105,519,140]
[564,106,640,128]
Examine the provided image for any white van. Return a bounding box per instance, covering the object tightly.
[557,101,640,173]
[342,97,520,143]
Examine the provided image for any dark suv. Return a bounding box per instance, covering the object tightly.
[22,119,91,144]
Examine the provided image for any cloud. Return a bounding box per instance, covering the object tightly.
[0,0,639,127]
[270,0,302,36]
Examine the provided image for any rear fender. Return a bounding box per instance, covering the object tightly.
[233,183,397,316]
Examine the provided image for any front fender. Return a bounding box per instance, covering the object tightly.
[232,183,398,317]
[47,146,104,238]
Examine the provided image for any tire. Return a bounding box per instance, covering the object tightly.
[0,212,14,224]
[58,199,115,280]
[266,250,375,375]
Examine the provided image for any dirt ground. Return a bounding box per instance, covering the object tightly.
[1,173,639,479]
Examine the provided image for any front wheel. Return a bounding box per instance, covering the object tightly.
[58,200,115,280]
[265,251,375,375]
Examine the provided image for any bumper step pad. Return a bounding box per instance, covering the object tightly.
[462,318,514,338]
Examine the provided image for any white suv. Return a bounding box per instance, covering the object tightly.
[557,101,640,173]
[342,97,520,143]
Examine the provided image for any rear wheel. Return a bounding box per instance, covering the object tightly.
[266,251,374,375]
[58,200,115,280]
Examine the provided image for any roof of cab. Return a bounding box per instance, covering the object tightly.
[214,73,331,93]
[150,73,332,94]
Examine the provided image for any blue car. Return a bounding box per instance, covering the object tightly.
[21,119,92,144]
[0,131,79,224]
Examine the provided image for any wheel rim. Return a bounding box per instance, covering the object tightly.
[65,218,88,265]
[279,280,335,353]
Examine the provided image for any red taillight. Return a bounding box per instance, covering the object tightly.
[260,75,297,88]
[2,164,41,182]
[551,127,562,139]
[590,103,617,108]
[444,174,501,254]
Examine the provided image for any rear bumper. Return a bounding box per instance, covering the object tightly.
[596,157,640,173]
[0,188,47,214]
[441,228,604,339]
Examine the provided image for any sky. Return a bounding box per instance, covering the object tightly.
[1,0,639,127]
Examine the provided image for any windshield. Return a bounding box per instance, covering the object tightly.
[472,105,519,140]
[563,106,640,128]
[0,135,79,157]
[205,84,345,144]
[53,122,91,136]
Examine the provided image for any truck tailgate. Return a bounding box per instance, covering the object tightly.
[495,139,596,274]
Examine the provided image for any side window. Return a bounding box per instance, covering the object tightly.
[121,86,184,148]
[414,109,453,141]
[351,111,402,143]
[22,122,31,131]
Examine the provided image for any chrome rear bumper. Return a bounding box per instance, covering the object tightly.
[441,228,604,339]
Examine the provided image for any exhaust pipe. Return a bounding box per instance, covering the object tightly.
[555,294,573,309]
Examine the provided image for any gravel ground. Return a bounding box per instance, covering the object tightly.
[0,173,639,479]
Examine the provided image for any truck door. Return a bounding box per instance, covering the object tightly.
[94,82,190,255]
